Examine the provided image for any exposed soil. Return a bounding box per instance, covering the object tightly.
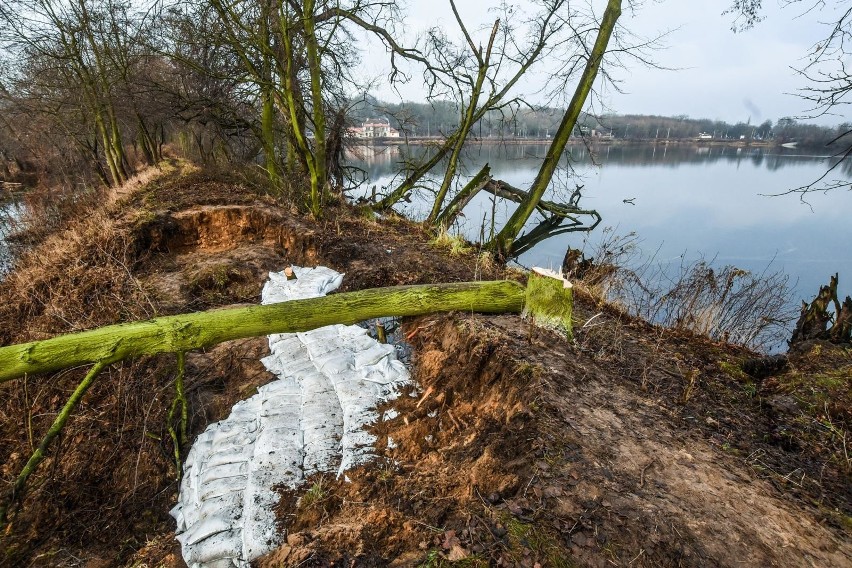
[253,311,850,567]
[0,165,849,567]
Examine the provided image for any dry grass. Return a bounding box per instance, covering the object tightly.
[0,205,152,344]
[106,162,181,207]
[0,162,271,566]
[431,227,473,257]
[0,162,186,344]
[3,163,171,260]
[567,228,797,352]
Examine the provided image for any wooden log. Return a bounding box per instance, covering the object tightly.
[483,179,589,219]
[0,270,574,528]
[830,295,852,343]
[0,280,526,382]
[0,269,580,384]
[375,320,387,344]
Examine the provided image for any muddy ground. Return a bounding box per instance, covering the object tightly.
[0,164,849,567]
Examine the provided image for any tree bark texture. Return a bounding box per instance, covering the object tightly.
[524,268,574,339]
[791,273,852,344]
[0,281,526,382]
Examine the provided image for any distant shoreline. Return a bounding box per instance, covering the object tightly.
[352,137,781,149]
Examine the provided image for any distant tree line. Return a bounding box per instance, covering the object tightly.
[351,96,849,148]
[3,0,841,255]
[724,0,850,193]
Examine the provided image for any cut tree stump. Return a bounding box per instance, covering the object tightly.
[524,267,574,339]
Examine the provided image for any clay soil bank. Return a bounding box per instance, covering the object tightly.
[0,164,849,567]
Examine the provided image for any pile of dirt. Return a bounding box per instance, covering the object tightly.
[250,312,850,567]
[1,165,849,567]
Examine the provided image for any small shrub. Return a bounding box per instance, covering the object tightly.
[299,479,327,509]
[569,228,797,352]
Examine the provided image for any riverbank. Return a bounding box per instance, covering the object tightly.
[0,163,849,567]
[357,136,781,149]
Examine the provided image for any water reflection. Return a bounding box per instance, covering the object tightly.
[348,142,850,178]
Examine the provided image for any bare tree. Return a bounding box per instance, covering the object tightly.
[372,0,575,213]
[159,2,261,166]
[487,0,622,259]
[360,0,647,260]
[726,0,851,195]
[199,0,416,215]
[0,0,161,186]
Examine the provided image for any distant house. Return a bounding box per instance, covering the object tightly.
[577,128,613,140]
[348,118,400,139]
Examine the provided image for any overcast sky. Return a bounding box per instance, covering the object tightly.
[363,0,846,126]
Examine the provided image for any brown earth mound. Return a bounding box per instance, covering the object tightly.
[254,313,850,567]
[1,165,849,567]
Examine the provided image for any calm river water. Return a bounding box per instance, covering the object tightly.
[349,142,852,310]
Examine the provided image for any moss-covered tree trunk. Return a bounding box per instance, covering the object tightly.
[302,0,328,216]
[435,164,492,229]
[0,272,575,527]
[488,0,622,258]
[0,281,526,382]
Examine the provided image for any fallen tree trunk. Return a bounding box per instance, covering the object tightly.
[0,279,543,383]
[0,270,574,528]
[483,179,595,221]
[482,179,601,256]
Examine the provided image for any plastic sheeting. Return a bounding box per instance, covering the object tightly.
[171,266,411,567]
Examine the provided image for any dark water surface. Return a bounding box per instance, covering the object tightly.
[349,142,852,309]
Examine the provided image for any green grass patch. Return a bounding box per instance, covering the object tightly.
[431,228,473,257]
[299,479,327,509]
[418,550,488,567]
[718,360,749,382]
[502,515,574,567]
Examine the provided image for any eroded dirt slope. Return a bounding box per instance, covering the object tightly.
[0,166,513,566]
[256,313,851,567]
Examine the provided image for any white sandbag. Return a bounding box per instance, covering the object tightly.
[172,266,413,567]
